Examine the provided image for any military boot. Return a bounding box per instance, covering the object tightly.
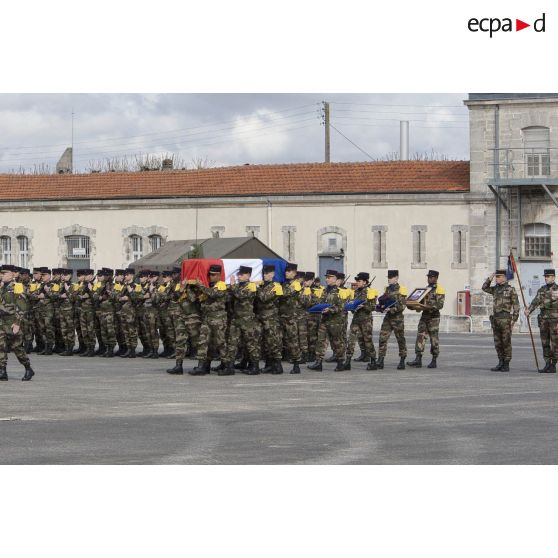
[120,349,131,358]
[376,356,384,369]
[218,363,235,376]
[138,346,150,357]
[189,360,211,376]
[167,349,176,359]
[299,353,308,364]
[490,359,504,371]
[128,349,137,358]
[427,357,437,369]
[26,342,33,353]
[325,354,336,363]
[211,362,225,372]
[105,346,116,358]
[397,357,406,370]
[73,342,85,355]
[366,357,378,370]
[271,360,284,375]
[407,355,422,368]
[343,358,351,371]
[501,360,510,372]
[61,344,74,356]
[307,352,316,363]
[95,344,106,356]
[307,360,322,371]
[234,358,249,370]
[261,360,273,374]
[43,345,53,355]
[547,361,557,373]
[354,353,367,362]
[244,361,260,375]
[0,367,7,381]
[166,359,184,375]
[290,362,301,374]
[86,346,96,357]
[334,360,345,372]
[149,349,159,359]
[22,366,35,382]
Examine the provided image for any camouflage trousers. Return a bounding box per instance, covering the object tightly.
[175,313,201,360]
[32,306,42,346]
[196,313,228,361]
[490,315,513,361]
[538,316,558,362]
[59,303,76,348]
[346,313,376,359]
[22,312,33,347]
[315,315,346,361]
[307,314,321,358]
[79,304,97,350]
[378,313,407,358]
[114,307,126,349]
[75,306,84,347]
[53,305,63,348]
[414,314,440,357]
[280,314,302,363]
[297,313,308,355]
[225,318,259,363]
[158,308,175,349]
[258,313,283,361]
[120,303,138,350]
[98,309,117,347]
[135,307,150,350]
[94,310,103,348]
[0,320,30,368]
[38,303,55,347]
[144,307,160,352]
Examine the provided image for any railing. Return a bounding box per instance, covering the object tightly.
[489,147,558,182]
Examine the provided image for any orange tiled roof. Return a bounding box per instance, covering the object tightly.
[0,161,469,201]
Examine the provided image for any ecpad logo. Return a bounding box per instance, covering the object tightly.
[468,13,546,37]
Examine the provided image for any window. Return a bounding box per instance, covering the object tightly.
[149,234,162,252]
[0,236,12,265]
[451,225,468,269]
[130,235,143,261]
[411,225,427,268]
[371,225,387,268]
[282,226,296,261]
[246,225,260,238]
[524,223,551,258]
[210,226,225,239]
[522,126,550,177]
[17,235,29,268]
[65,235,90,259]
[320,232,342,254]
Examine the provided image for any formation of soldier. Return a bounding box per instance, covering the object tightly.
[1,261,557,381]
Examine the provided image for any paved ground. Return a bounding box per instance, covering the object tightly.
[1,333,558,464]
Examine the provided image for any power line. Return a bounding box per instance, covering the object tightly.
[329,101,465,108]
[329,123,374,160]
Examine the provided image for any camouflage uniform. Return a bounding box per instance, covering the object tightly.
[413,285,445,357]
[174,283,201,360]
[28,279,42,350]
[93,279,117,352]
[482,276,519,363]
[31,281,57,352]
[51,277,64,352]
[528,281,558,365]
[378,284,408,358]
[346,286,378,359]
[314,285,346,362]
[143,281,161,355]
[53,279,76,353]
[195,279,228,362]
[20,279,33,350]
[76,279,96,354]
[256,280,283,363]
[167,280,182,357]
[0,280,31,370]
[111,280,127,352]
[115,280,141,354]
[306,286,324,360]
[155,280,176,355]
[279,278,303,363]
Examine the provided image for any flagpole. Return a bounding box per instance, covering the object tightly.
[510,250,540,371]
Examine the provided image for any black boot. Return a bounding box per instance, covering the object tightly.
[26,342,33,353]
[43,345,53,355]
[325,354,336,363]
[211,362,225,372]
[343,358,351,371]
[22,366,34,382]
[95,344,106,356]
[128,348,137,358]
[73,343,85,355]
[490,359,504,371]
[427,357,437,369]
[234,358,249,370]
[261,360,273,374]
[167,349,176,359]
[542,361,558,374]
[149,349,159,359]
[120,349,131,358]
[189,360,211,376]
[0,367,7,381]
[307,352,316,363]
[397,357,406,370]
[354,353,367,362]
[335,360,345,372]
[61,344,74,356]
[271,360,284,375]
[366,357,378,370]
[166,359,184,375]
[105,346,115,358]
[244,361,260,375]
[141,347,152,358]
[307,360,322,371]
[299,353,308,364]
[407,355,422,368]
[218,363,235,376]
[290,362,301,374]
[376,356,384,369]
[501,360,510,372]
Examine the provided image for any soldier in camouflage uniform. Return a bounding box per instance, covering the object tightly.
[279,263,302,374]
[141,271,161,358]
[111,269,127,355]
[29,267,44,352]
[76,268,97,357]
[189,264,228,376]
[307,269,347,371]
[407,270,445,369]
[114,268,141,358]
[525,268,558,373]
[377,270,408,370]
[92,268,117,357]
[166,277,202,375]
[166,267,183,359]
[72,269,86,354]
[294,271,310,363]
[51,268,64,353]
[19,268,34,352]
[135,271,151,357]
[344,272,378,371]
[0,264,35,381]
[155,270,176,358]
[54,269,76,355]
[31,269,57,355]
[255,264,284,375]
[482,269,520,372]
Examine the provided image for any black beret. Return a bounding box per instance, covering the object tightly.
[295,271,305,279]
[138,270,149,278]
[325,269,338,277]
[149,271,160,277]
[305,272,315,280]
[427,270,440,278]
[285,263,298,272]
[208,265,222,273]
[114,269,126,275]
[544,269,556,276]
[162,270,172,277]
[238,265,252,275]
[336,272,346,280]
[172,267,181,274]
[41,269,52,275]
[76,269,85,275]
[387,269,399,278]
[262,264,275,273]
[62,269,73,274]
[355,272,370,281]
[495,269,507,276]
[0,264,16,273]
[124,268,135,275]
[84,269,94,275]
[32,267,43,272]
[20,268,31,275]
[102,268,114,275]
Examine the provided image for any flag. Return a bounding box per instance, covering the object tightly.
[181,258,287,285]
[507,251,518,280]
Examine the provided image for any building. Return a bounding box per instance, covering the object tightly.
[1,93,557,331]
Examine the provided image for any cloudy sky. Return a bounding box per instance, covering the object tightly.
[0,93,469,173]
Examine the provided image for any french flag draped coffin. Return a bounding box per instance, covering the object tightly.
[181,258,286,286]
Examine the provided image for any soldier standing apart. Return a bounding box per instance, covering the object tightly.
[377,270,408,370]
[0,265,35,381]
[344,272,378,371]
[482,269,519,372]
[279,263,303,374]
[525,268,558,373]
[407,270,445,369]
[307,269,346,371]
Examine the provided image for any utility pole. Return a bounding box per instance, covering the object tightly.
[323,101,331,163]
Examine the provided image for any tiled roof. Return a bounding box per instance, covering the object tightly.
[0,161,469,201]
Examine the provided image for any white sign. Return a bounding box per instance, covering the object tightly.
[72,248,86,256]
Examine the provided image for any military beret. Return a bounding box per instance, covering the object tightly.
[336,272,346,280]
[12,266,22,273]
[305,272,315,281]
[172,267,181,274]
[62,268,73,274]
[162,270,172,277]
[427,270,440,278]
[544,269,556,276]
[325,269,338,277]
[32,267,43,273]
[138,270,149,278]
[495,269,507,276]
[262,264,275,273]
[41,269,52,275]
[387,269,399,278]
[102,268,114,275]
[20,268,31,275]
[238,265,252,275]
[51,268,60,274]
[208,264,222,273]
[285,263,298,272]
[355,272,369,281]
[76,269,85,275]
[114,269,126,275]
[149,271,160,277]
[295,271,305,280]
[0,264,16,273]
[124,268,135,275]
[83,269,94,275]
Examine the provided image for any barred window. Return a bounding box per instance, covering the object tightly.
[0,236,12,265]
[130,235,143,261]
[524,223,551,258]
[65,235,90,259]
[17,235,29,268]
[149,234,162,252]
[523,126,550,177]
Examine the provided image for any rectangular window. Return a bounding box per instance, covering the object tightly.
[451,225,468,269]
[282,226,296,261]
[527,153,550,177]
[131,235,143,261]
[371,226,387,268]
[0,236,12,265]
[524,223,551,258]
[411,225,427,268]
[149,235,162,252]
[18,236,28,268]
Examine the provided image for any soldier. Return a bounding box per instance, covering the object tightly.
[278,263,302,374]
[51,268,64,353]
[72,269,87,354]
[155,270,176,358]
[255,264,284,375]
[324,272,352,362]
[116,268,141,358]
[0,265,35,381]
[294,271,309,363]
[136,270,152,357]
[76,268,97,357]
[29,267,44,352]
[306,273,324,363]
[407,270,445,369]
[55,268,76,355]
[112,269,128,355]
[377,270,408,370]
[92,270,106,356]
[525,268,558,373]
[142,271,161,358]
[482,269,520,372]
[166,267,183,359]
[93,268,117,357]
[344,272,378,370]
[32,268,57,355]
[19,267,34,352]
[189,264,228,376]
[307,269,346,371]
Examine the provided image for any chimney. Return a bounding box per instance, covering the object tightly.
[162,158,173,171]
[399,121,409,160]
[56,147,73,174]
